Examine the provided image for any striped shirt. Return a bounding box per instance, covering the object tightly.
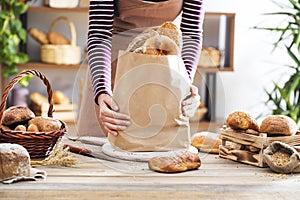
[87,0,205,103]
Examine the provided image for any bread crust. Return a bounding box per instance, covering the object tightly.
[157,21,182,49]
[28,28,49,45]
[2,106,35,126]
[148,150,201,173]
[191,132,221,154]
[48,31,70,45]
[226,111,259,131]
[260,115,298,136]
[142,35,180,56]
[28,116,62,132]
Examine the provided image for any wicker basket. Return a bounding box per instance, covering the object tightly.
[41,16,81,65]
[0,70,68,159]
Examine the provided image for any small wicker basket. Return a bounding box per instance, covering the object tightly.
[41,16,81,65]
[0,70,67,158]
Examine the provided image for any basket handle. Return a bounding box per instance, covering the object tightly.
[0,69,54,125]
[48,16,77,46]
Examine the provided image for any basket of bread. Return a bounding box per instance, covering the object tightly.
[219,111,300,167]
[29,16,81,65]
[0,70,68,158]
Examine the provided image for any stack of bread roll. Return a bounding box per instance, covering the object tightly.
[226,111,299,136]
[1,105,63,132]
[28,27,70,45]
[127,21,182,56]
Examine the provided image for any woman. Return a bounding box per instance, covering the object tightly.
[77,0,205,137]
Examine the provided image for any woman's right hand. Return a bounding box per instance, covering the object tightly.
[97,94,131,137]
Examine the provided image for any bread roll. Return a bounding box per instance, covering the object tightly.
[30,92,48,106]
[53,90,70,104]
[148,149,201,173]
[0,143,30,180]
[191,132,221,154]
[14,125,27,132]
[142,35,180,56]
[127,29,159,53]
[226,111,259,131]
[28,28,49,45]
[2,106,35,126]
[48,31,70,45]
[157,21,182,49]
[28,116,62,132]
[260,115,298,136]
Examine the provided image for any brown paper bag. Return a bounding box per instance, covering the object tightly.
[108,51,191,152]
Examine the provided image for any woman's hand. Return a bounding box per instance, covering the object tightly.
[182,85,201,117]
[97,94,131,137]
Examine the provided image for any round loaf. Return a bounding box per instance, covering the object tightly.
[28,116,62,132]
[2,106,35,126]
[260,115,298,136]
[226,111,259,131]
[0,143,30,180]
[157,21,182,50]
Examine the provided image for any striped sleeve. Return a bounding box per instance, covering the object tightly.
[181,0,205,81]
[87,0,114,104]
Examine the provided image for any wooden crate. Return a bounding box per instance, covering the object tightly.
[219,127,300,167]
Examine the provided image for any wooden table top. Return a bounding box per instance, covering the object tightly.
[1,121,300,200]
[1,138,300,200]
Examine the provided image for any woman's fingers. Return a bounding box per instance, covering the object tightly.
[98,94,131,136]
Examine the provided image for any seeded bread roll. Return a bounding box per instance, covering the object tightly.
[226,111,259,131]
[157,21,182,50]
[260,115,298,136]
[2,106,35,126]
[0,143,30,180]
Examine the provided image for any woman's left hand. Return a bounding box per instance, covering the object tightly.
[182,85,201,117]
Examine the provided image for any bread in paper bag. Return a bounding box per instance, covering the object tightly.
[109,51,191,152]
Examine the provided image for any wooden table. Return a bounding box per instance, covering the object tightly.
[1,122,300,200]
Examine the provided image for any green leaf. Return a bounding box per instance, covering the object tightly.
[12,2,28,15]
[18,73,33,87]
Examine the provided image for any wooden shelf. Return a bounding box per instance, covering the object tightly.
[18,62,87,70]
[28,6,88,13]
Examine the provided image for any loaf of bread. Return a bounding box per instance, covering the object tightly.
[28,116,63,132]
[53,90,70,105]
[226,111,259,132]
[127,21,182,56]
[48,31,70,45]
[30,92,48,106]
[0,143,30,180]
[142,35,180,56]
[156,21,182,50]
[191,132,221,154]
[28,28,49,45]
[127,29,159,53]
[148,147,201,173]
[260,115,298,136]
[2,106,35,127]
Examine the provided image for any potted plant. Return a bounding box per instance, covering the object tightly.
[0,0,30,77]
[254,0,300,126]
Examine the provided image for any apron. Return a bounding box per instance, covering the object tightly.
[77,0,183,137]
